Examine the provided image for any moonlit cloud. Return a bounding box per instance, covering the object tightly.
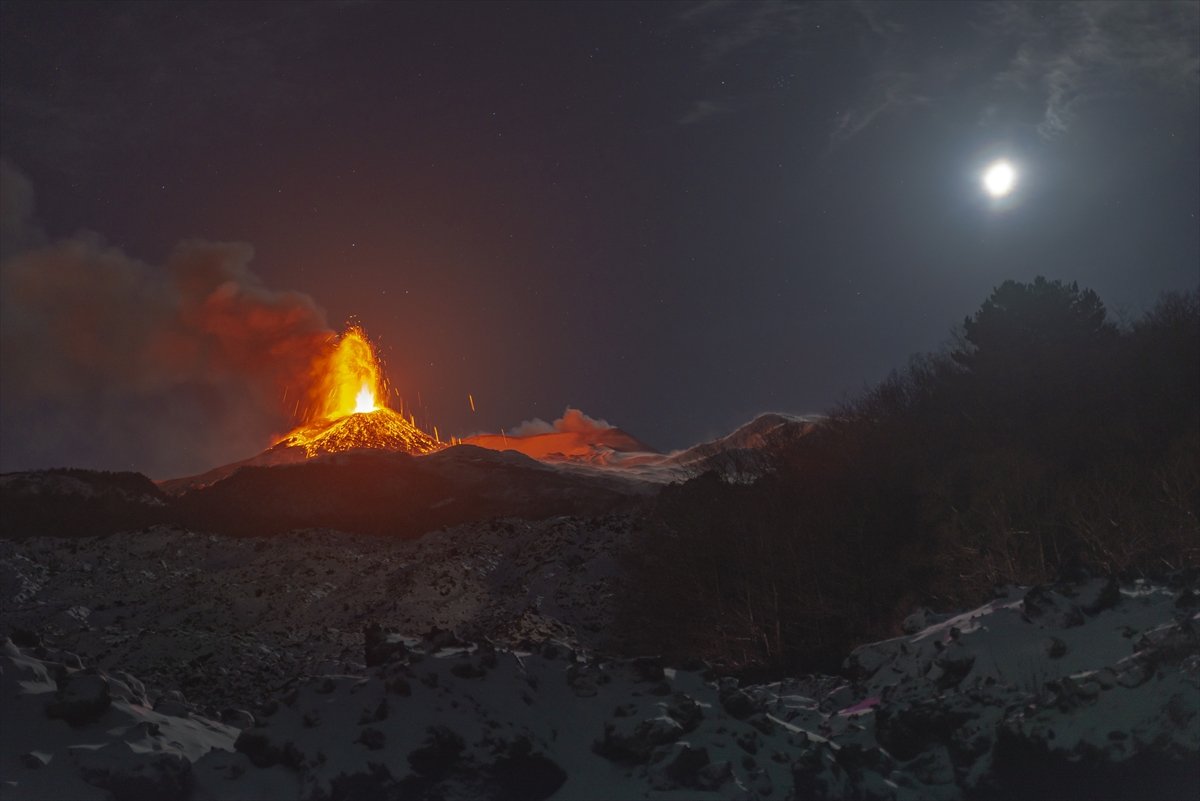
[988,1,1200,138]
[828,71,930,147]
[677,1,816,61]
[678,0,1199,143]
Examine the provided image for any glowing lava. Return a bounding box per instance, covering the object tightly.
[311,326,386,421]
[355,384,376,414]
[275,325,442,457]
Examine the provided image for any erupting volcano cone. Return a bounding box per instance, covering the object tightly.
[157,326,443,493]
[275,325,442,458]
[275,407,440,457]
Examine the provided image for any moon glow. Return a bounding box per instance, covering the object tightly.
[983,160,1017,197]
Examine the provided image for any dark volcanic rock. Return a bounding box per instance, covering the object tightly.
[363,623,407,667]
[630,656,666,682]
[663,693,704,733]
[408,726,465,778]
[876,700,974,762]
[327,763,397,801]
[993,725,1200,801]
[356,726,386,751]
[721,688,759,720]
[488,739,567,801]
[77,745,192,801]
[1073,576,1121,616]
[1023,585,1085,628]
[47,672,112,726]
[596,716,685,763]
[233,727,283,768]
[663,743,710,788]
[10,627,41,648]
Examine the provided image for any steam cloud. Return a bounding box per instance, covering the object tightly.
[507,408,614,438]
[0,159,335,478]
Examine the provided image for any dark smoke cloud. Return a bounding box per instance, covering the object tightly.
[0,159,334,478]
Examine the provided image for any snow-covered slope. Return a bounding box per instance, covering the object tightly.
[3,573,1196,800]
[0,637,238,801]
[522,413,823,485]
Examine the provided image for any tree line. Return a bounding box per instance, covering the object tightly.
[618,278,1199,676]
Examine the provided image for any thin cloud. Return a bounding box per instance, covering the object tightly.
[850,0,906,38]
[828,71,930,147]
[678,1,814,61]
[678,99,733,126]
[677,1,912,140]
[677,0,1199,145]
[989,1,1200,138]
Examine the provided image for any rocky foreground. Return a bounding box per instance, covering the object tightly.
[0,520,633,713]
[2,574,1197,800]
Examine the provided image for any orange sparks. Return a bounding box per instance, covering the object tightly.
[273,324,444,458]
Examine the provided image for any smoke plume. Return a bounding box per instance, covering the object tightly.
[508,407,614,437]
[0,159,334,477]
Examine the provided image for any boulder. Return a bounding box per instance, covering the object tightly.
[595,715,684,763]
[77,744,192,801]
[47,672,111,726]
[408,726,465,778]
[363,623,408,667]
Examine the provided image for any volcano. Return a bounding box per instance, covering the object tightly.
[272,324,444,458]
[272,407,441,457]
[156,325,451,493]
[156,408,444,494]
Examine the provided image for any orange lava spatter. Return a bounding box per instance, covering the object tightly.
[310,326,386,421]
[276,407,441,457]
[277,326,442,457]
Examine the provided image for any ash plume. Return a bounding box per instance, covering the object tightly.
[0,159,334,477]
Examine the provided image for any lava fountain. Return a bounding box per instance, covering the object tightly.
[274,326,442,457]
[310,325,384,419]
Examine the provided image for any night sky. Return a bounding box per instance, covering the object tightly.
[2,1,1197,477]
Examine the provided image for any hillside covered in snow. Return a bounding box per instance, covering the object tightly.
[2,564,1196,800]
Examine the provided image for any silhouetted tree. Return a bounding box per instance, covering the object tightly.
[954,277,1116,369]
[619,279,1199,678]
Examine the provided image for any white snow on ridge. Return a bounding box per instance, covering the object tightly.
[515,412,825,484]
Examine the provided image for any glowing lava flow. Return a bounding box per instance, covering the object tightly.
[274,326,442,457]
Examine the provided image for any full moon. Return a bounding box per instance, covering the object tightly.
[982,160,1016,197]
